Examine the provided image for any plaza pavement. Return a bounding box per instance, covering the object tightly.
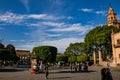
[0,65,120,80]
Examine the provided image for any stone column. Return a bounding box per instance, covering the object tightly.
[93,51,96,65]
[98,48,102,65]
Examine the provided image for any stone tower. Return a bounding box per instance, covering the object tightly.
[107,6,117,26]
[107,6,120,28]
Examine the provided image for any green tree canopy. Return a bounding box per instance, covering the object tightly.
[0,43,4,49]
[56,55,68,63]
[77,54,88,62]
[84,25,120,59]
[32,46,57,63]
[68,55,77,63]
[0,43,18,62]
[64,42,85,57]
[6,44,16,55]
[0,49,10,60]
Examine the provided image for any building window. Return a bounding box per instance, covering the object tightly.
[117,39,120,44]
[111,17,113,20]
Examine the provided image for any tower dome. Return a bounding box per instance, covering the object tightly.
[107,6,118,27]
[106,6,120,28]
[108,6,115,14]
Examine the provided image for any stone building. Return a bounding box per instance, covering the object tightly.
[16,50,31,65]
[93,6,120,67]
[111,32,120,66]
[106,6,120,28]
[107,6,120,66]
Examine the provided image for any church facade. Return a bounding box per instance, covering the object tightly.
[93,6,120,67]
[110,7,120,66]
[106,6,120,28]
[111,32,120,66]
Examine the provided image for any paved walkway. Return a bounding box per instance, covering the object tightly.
[0,66,120,80]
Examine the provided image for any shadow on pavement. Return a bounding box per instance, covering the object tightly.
[48,77,71,79]
[50,70,96,74]
[0,68,27,72]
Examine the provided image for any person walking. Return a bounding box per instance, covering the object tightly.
[107,63,110,69]
[101,68,106,80]
[44,64,49,79]
[105,68,113,80]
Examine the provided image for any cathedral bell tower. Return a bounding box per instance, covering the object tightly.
[107,6,118,26]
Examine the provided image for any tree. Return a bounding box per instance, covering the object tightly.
[64,42,85,57]
[0,43,18,65]
[68,55,77,63]
[32,46,57,63]
[6,44,18,62]
[77,54,88,62]
[84,25,120,60]
[0,49,10,61]
[56,55,68,63]
[64,42,87,63]
[6,44,16,55]
[0,43,4,49]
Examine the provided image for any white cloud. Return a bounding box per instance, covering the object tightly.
[29,21,94,39]
[28,14,47,19]
[0,12,67,25]
[81,8,93,12]
[29,22,42,27]
[42,22,65,27]
[0,12,94,53]
[28,21,94,42]
[13,21,93,53]
[80,8,107,16]
[0,12,26,24]
[20,0,29,12]
[49,23,93,32]
[41,38,84,53]
[28,14,65,20]
[15,38,84,53]
[46,34,62,37]
[9,39,26,42]
[16,44,32,51]
[96,11,106,15]
[67,16,74,20]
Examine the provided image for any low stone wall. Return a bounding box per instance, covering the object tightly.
[99,61,117,67]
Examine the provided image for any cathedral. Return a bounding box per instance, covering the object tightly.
[93,6,120,67]
[106,6,120,28]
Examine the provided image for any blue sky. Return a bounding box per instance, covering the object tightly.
[0,0,120,53]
